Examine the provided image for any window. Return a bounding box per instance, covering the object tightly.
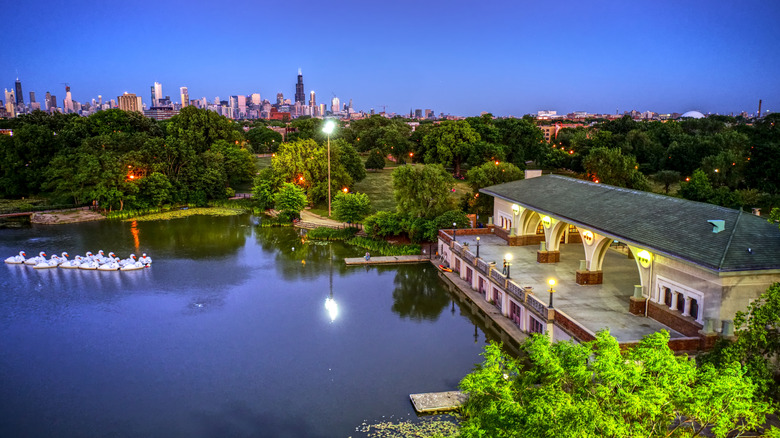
[690,298,699,320]
[676,292,685,313]
[529,317,544,334]
[656,276,705,324]
[536,223,544,234]
[663,287,672,306]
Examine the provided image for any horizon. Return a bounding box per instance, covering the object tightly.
[4,0,779,117]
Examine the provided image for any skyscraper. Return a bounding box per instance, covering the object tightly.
[180,86,189,107]
[14,78,23,106]
[63,86,73,113]
[295,69,305,105]
[276,93,284,106]
[250,93,261,106]
[331,96,340,114]
[29,91,35,103]
[309,91,316,116]
[153,82,162,106]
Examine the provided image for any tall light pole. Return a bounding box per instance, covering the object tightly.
[322,119,336,217]
[476,237,480,258]
[548,279,556,309]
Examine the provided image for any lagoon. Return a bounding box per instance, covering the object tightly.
[0,215,490,437]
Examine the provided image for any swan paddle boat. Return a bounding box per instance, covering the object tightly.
[138,253,152,266]
[78,259,99,270]
[59,255,83,269]
[5,251,26,264]
[34,253,67,269]
[24,252,47,266]
[98,258,120,271]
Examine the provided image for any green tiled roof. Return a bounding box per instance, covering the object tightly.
[481,175,780,272]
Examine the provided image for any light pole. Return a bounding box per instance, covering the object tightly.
[548,279,556,309]
[476,236,480,258]
[452,222,457,242]
[322,119,336,217]
[505,253,512,279]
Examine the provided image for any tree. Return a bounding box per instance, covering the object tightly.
[653,170,681,194]
[245,126,283,153]
[770,208,780,231]
[332,192,371,224]
[138,172,173,207]
[678,169,713,203]
[271,138,352,205]
[335,139,366,183]
[583,147,650,190]
[365,148,386,171]
[274,182,307,220]
[494,117,546,167]
[422,120,480,175]
[392,164,455,219]
[466,161,524,216]
[460,330,773,438]
[252,168,282,211]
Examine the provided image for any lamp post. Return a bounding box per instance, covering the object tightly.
[476,236,480,258]
[322,119,336,217]
[548,279,556,309]
[505,253,512,279]
[452,222,457,242]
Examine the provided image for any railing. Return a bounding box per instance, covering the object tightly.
[452,241,463,256]
[476,259,491,275]
[506,280,526,301]
[438,229,453,245]
[490,268,506,284]
[526,293,548,318]
[463,249,475,263]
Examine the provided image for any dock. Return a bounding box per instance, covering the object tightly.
[344,255,430,266]
[410,391,467,414]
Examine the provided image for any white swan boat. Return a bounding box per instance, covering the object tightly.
[24,252,47,266]
[60,255,83,269]
[34,253,67,269]
[138,253,152,266]
[5,251,26,264]
[97,259,120,271]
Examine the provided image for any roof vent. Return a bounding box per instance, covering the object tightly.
[708,220,725,233]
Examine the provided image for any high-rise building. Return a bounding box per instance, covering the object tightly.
[295,69,305,104]
[63,86,73,113]
[250,93,261,105]
[4,89,15,117]
[276,93,284,105]
[309,91,316,116]
[331,96,340,114]
[117,92,142,113]
[180,87,189,107]
[14,78,23,106]
[29,91,36,103]
[153,82,162,106]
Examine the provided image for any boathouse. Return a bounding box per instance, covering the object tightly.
[438,174,780,350]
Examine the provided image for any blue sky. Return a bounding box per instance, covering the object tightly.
[3,0,779,117]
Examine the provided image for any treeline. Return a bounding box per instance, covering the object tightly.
[0,108,255,210]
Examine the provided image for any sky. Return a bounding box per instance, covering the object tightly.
[2,0,779,117]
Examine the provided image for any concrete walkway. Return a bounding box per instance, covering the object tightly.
[451,234,685,343]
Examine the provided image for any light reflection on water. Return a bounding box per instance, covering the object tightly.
[0,215,491,437]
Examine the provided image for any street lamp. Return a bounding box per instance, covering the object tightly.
[322,119,336,217]
[548,279,556,308]
[476,236,480,258]
[452,222,457,242]
[505,253,512,279]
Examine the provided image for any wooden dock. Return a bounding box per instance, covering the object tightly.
[344,255,430,266]
[409,391,467,414]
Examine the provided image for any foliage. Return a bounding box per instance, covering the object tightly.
[425,210,471,242]
[121,207,244,222]
[653,170,681,194]
[422,120,480,175]
[582,147,650,190]
[678,169,714,203]
[356,417,459,437]
[703,283,780,403]
[245,126,283,153]
[271,138,352,205]
[770,207,780,230]
[363,211,406,239]
[332,191,372,224]
[466,161,524,215]
[392,164,455,219]
[274,183,307,220]
[460,330,773,438]
[365,148,387,171]
[305,226,359,241]
[346,236,421,256]
[335,139,366,183]
[252,168,281,211]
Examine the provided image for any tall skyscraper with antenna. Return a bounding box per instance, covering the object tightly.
[14,78,23,106]
[295,69,305,105]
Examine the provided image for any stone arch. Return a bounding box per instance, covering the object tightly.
[519,210,541,236]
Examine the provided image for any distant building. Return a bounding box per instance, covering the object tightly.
[276,93,284,106]
[144,107,180,120]
[153,82,162,106]
[14,79,23,106]
[295,69,305,105]
[180,87,189,107]
[117,92,142,113]
[331,96,340,114]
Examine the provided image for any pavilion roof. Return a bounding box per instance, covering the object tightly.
[480,174,780,272]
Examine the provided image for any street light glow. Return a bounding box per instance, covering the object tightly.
[322,119,336,134]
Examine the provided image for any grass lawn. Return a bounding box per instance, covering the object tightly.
[354,168,396,213]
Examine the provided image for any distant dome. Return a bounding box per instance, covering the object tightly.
[680,111,705,119]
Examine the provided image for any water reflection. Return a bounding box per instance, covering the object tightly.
[390,264,451,321]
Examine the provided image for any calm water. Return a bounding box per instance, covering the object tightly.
[0,215,490,438]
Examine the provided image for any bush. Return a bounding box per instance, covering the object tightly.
[346,236,421,256]
[307,227,359,241]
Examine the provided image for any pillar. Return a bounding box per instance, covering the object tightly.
[537,215,565,263]
[576,228,607,285]
[682,296,692,317]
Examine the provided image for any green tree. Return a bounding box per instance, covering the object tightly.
[332,192,371,224]
[138,172,173,207]
[583,147,650,190]
[422,120,480,175]
[274,182,307,220]
[392,164,455,219]
[335,139,366,183]
[678,169,714,203]
[271,138,352,205]
[252,168,282,211]
[365,148,386,171]
[460,331,772,438]
[245,126,283,153]
[770,208,780,230]
[465,161,524,216]
[653,170,681,194]
[494,117,546,167]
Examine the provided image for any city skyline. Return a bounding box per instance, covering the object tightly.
[3,0,780,117]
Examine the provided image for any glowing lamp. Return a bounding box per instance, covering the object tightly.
[582,230,594,245]
[542,216,551,227]
[637,250,652,268]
